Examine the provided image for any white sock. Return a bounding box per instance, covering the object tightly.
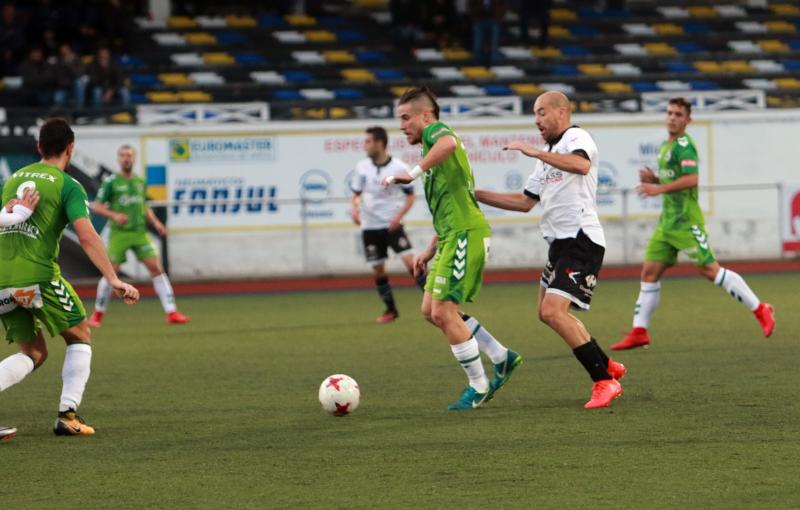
[632,281,661,329]
[715,267,760,312]
[94,277,113,313]
[0,353,34,392]
[464,317,508,364]
[450,338,489,392]
[153,273,177,314]
[59,344,92,412]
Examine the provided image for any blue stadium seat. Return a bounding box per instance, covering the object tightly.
[283,71,314,83]
[675,42,705,53]
[783,60,800,70]
[560,45,590,56]
[689,80,720,90]
[788,40,800,50]
[569,26,597,36]
[130,74,160,86]
[578,8,629,18]
[665,62,696,73]
[631,81,659,92]
[118,55,145,68]
[334,88,365,99]
[374,69,405,80]
[272,90,303,100]
[337,30,367,43]
[549,64,580,76]
[318,16,344,27]
[356,50,385,63]
[682,22,711,35]
[258,15,286,27]
[234,52,266,65]
[130,92,148,104]
[483,84,513,96]
[216,32,246,44]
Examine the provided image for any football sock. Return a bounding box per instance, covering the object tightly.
[375,276,396,312]
[715,267,760,311]
[590,338,610,367]
[59,344,92,413]
[573,341,612,382]
[451,338,489,392]
[153,273,177,314]
[415,272,427,290]
[0,353,34,392]
[463,316,508,364]
[632,281,660,329]
[94,277,113,313]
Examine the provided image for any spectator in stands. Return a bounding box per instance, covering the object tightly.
[88,47,130,108]
[100,0,133,52]
[18,47,54,107]
[470,0,506,66]
[53,44,88,109]
[1,3,26,76]
[515,0,551,48]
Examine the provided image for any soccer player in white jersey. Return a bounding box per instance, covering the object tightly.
[475,91,625,409]
[351,126,427,323]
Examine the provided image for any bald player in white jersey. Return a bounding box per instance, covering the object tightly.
[475,91,626,409]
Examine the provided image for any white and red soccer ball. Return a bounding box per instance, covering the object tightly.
[319,374,360,416]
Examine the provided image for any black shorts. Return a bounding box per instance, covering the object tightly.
[362,227,412,264]
[540,229,605,311]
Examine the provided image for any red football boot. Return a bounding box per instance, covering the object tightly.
[87,310,104,328]
[754,303,775,338]
[375,310,398,324]
[611,327,650,350]
[584,379,622,409]
[607,358,627,380]
[167,311,190,324]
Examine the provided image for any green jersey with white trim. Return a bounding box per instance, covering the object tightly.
[421,121,489,237]
[0,162,90,286]
[657,133,704,231]
[96,173,148,233]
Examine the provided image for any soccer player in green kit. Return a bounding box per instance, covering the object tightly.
[88,145,189,326]
[0,119,139,439]
[384,87,522,410]
[613,97,775,350]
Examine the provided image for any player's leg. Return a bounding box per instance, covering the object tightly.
[137,237,189,324]
[89,231,128,327]
[392,226,427,290]
[363,229,397,323]
[461,312,522,401]
[614,227,676,350]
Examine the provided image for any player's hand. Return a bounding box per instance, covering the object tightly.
[639,167,658,183]
[19,188,40,210]
[503,142,539,158]
[114,212,129,225]
[638,183,663,197]
[4,199,18,212]
[413,246,436,278]
[351,209,360,226]
[153,221,168,237]
[109,278,139,304]
[388,215,402,232]
[383,172,413,188]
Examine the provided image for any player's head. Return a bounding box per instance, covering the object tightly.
[364,126,388,159]
[532,91,572,144]
[666,97,692,137]
[37,118,75,164]
[397,86,440,145]
[118,144,136,174]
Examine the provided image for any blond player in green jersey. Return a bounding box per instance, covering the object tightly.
[384,87,522,410]
[614,97,775,350]
[0,119,139,439]
[88,145,189,326]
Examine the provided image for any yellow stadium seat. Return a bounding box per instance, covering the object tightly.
[305,30,336,42]
[285,14,316,26]
[653,23,684,35]
[770,4,800,15]
[765,21,796,33]
[178,91,213,102]
[109,111,134,124]
[694,61,722,73]
[511,83,542,96]
[225,15,256,27]
[185,32,217,45]
[549,26,570,38]
[443,48,471,60]
[462,66,494,79]
[324,50,356,63]
[723,60,753,73]
[203,52,236,65]
[687,6,716,17]
[644,42,677,55]
[578,64,610,76]
[758,40,790,52]
[598,82,633,93]
[532,47,562,58]
[390,86,410,97]
[775,78,800,89]
[341,69,376,82]
[159,73,194,86]
[147,92,180,103]
[167,16,198,28]
[549,8,577,21]
[354,0,386,6]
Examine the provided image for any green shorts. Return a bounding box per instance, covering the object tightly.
[645,224,716,267]
[0,277,86,343]
[424,227,491,304]
[108,230,158,265]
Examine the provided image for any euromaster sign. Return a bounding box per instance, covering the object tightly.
[142,123,711,232]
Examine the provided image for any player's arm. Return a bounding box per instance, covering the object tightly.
[384,135,458,186]
[389,189,415,231]
[350,191,361,225]
[0,188,39,226]
[639,174,698,197]
[92,200,128,225]
[145,206,167,237]
[503,142,590,175]
[72,218,139,304]
[413,234,438,278]
[475,189,538,212]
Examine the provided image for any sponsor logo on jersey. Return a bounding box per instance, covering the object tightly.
[680,159,697,167]
[584,274,597,289]
[678,136,689,147]
[16,181,36,198]
[566,268,580,284]
[13,172,56,183]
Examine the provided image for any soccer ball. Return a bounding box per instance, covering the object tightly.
[318,374,360,416]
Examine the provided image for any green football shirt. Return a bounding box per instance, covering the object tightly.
[657,133,704,231]
[421,121,489,237]
[96,174,148,233]
[0,162,90,286]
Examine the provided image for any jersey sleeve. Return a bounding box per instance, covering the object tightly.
[675,137,699,175]
[62,177,90,223]
[524,164,544,200]
[349,167,365,193]
[563,128,598,163]
[394,159,414,194]
[423,121,456,146]
[96,177,113,203]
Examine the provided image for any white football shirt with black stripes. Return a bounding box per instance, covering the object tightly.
[350,157,414,230]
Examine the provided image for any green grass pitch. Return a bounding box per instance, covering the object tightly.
[1,274,798,509]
